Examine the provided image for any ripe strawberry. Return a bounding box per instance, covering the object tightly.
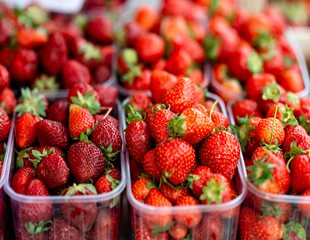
[75,40,103,69]
[187,166,213,198]
[161,77,197,114]
[132,177,155,202]
[135,5,159,31]
[192,215,222,240]
[127,93,152,113]
[136,33,164,63]
[246,73,276,101]
[165,48,192,76]
[279,68,304,93]
[47,100,69,124]
[94,85,119,108]
[61,183,97,233]
[142,149,161,181]
[0,48,15,69]
[134,222,168,240]
[19,179,53,223]
[282,125,310,153]
[0,18,13,47]
[232,99,262,123]
[209,110,230,129]
[10,48,38,84]
[255,117,285,145]
[93,65,111,84]
[68,141,105,183]
[17,28,48,48]
[263,7,286,36]
[175,196,202,227]
[67,82,98,103]
[48,217,85,240]
[159,183,190,205]
[62,60,91,89]
[199,131,240,181]
[0,64,9,91]
[121,67,151,91]
[155,138,195,185]
[11,167,35,194]
[168,103,214,144]
[0,87,16,114]
[248,146,290,194]
[86,15,113,44]
[168,223,187,239]
[123,21,145,47]
[0,108,10,142]
[69,104,95,139]
[262,47,284,79]
[95,168,121,194]
[35,119,69,150]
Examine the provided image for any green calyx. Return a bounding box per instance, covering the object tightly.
[152,222,173,237]
[283,56,296,68]
[247,52,263,74]
[282,222,306,240]
[101,144,119,161]
[200,178,225,204]
[247,156,275,186]
[73,14,88,31]
[168,116,186,138]
[24,221,50,235]
[253,31,275,50]
[106,171,120,189]
[281,105,298,126]
[187,174,201,189]
[285,142,310,172]
[15,88,47,117]
[34,75,59,91]
[233,116,256,152]
[262,83,281,103]
[16,6,49,28]
[71,91,101,115]
[121,64,142,85]
[122,48,138,66]
[0,143,6,161]
[64,183,97,196]
[208,0,220,17]
[261,202,284,219]
[299,115,310,135]
[125,105,143,124]
[262,140,281,155]
[203,33,221,61]
[79,42,102,61]
[30,148,55,169]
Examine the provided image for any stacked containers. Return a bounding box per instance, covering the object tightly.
[4,94,126,239]
[120,92,247,240]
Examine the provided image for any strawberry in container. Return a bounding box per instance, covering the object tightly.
[228,81,310,239]
[121,75,246,240]
[5,84,124,240]
[115,3,209,96]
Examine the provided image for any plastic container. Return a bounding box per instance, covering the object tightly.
[4,94,126,240]
[227,101,310,237]
[120,92,247,240]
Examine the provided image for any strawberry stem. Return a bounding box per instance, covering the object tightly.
[209,100,218,120]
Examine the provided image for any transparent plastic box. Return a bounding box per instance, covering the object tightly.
[120,92,247,240]
[4,94,126,240]
[227,101,310,238]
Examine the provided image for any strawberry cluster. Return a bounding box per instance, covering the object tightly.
[116,1,208,93]
[11,84,122,239]
[0,3,115,91]
[204,3,305,102]
[125,76,241,239]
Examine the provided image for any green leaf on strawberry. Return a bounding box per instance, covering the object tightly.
[299,115,310,135]
[64,183,97,196]
[280,105,298,126]
[247,156,275,186]
[247,52,262,74]
[152,222,173,237]
[79,42,102,61]
[282,222,306,240]
[253,31,275,50]
[203,33,221,61]
[285,142,310,172]
[34,75,59,91]
[262,83,281,103]
[168,116,186,138]
[200,178,225,204]
[71,91,101,115]
[24,221,50,235]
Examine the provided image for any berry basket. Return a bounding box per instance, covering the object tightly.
[227,101,310,239]
[4,93,126,240]
[120,92,247,240]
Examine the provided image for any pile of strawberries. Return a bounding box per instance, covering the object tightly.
[231,76,310,238]
[124,76,241,239]
[203,1,305,102]
[0,3,115,91]
[10,83,122,239]
[116,1,208,93]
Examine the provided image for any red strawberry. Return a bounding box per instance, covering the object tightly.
[95,168,121,194]
[209,110,230,129]
[35,119,69,150]
[123,21,145,47]
[61,183,97,233]
[0,108,10,142]
[0,18,13,47]
[68,141,105,183]
[263,7,286,36]
[127,93,152,113]
[168,103,214,144]
[199,131,240,181]
[132,177,155,202]
[10,49,38,84]
[192,215,222,240]
[0,87,16,114]
[282,125,310,153]
[142,149,161,181]
[47,100,69,124]
[135,5,159,31]
[86,15,113,44]
[155,138,196,185]
[165,48,192,76]
[0,64,9,91]
[168,223,187,239]
[262,47,284,79]
[254,117,285,145]
[11,167,35,194]
[93,65,111,84]
[94,85,119,108]
[175,195,202,227]
[134,222,168,240]
[279,68,304,93]
[187,166,213,198]
[246,73,276,101]
[161,77,197,114]
[100,45,114,67]
[159,183,190,204]
[0,48,15,69]
[62,60,91,89]
[48,217,85,240]
[67,82,98,103]
[75,40,103,69]
[69,104,95,139]
[232,99,262,123]
[17,28,48,49]
[136,33,164,63]
[122,67,151,91]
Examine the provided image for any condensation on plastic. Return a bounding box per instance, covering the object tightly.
[210,28,310,103]
[120,92,247,240]
[4,94,126,239]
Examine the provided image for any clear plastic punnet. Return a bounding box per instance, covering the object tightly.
[4,93,126,240]
[120,92,247,240]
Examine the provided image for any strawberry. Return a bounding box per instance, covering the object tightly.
[155,138,195,185]
[10,48,38,84]
[192,215,222,240]
[279,68,304,93]
[62,60,91,89]
[199,130,240,181]
[254,117,285,145]
[32,75,59,91]
[68,104,95,139]
[168,223,187,240]
[17,28,47,49]
[61,183,97,233]
[134,222,168,240]
[48,217,85,240]
[11,167,35,194]
[261,47,284,79]
[47,100,69,124]
[127,93,152,113]
[187,166,213,198]
[93,65,111,84]
[19,179,53,223]
[161,77,197,114]
[135,5,159,31]
[168,103,214,144]
[35,119,69,150]
[142,149,161,181]
[123,21,145,47]
[263,7,286,36]
[95,168,121,194]
[0,64,9,91]
[75,40,103,69]
[0,18,13,47]
[121,67,151,91]
[246,73,276,101]
[0,48,15,69]
[136,33,164,63]
[175,195,202,227]
[0,107,10,142]
[132,177,155,202]
[165,48,192,76]
[68,141,105,183]
[67,82,98,103]
[0,87,16,114]
[282,125,310,153]
[248,146,290,194]
[94,85,118,108]
[86,15,113,44]
[125,109,151,164]
[159,183,190,204]
[130,159,142,182]
[209,110,230,129]
[232,99,262,123]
